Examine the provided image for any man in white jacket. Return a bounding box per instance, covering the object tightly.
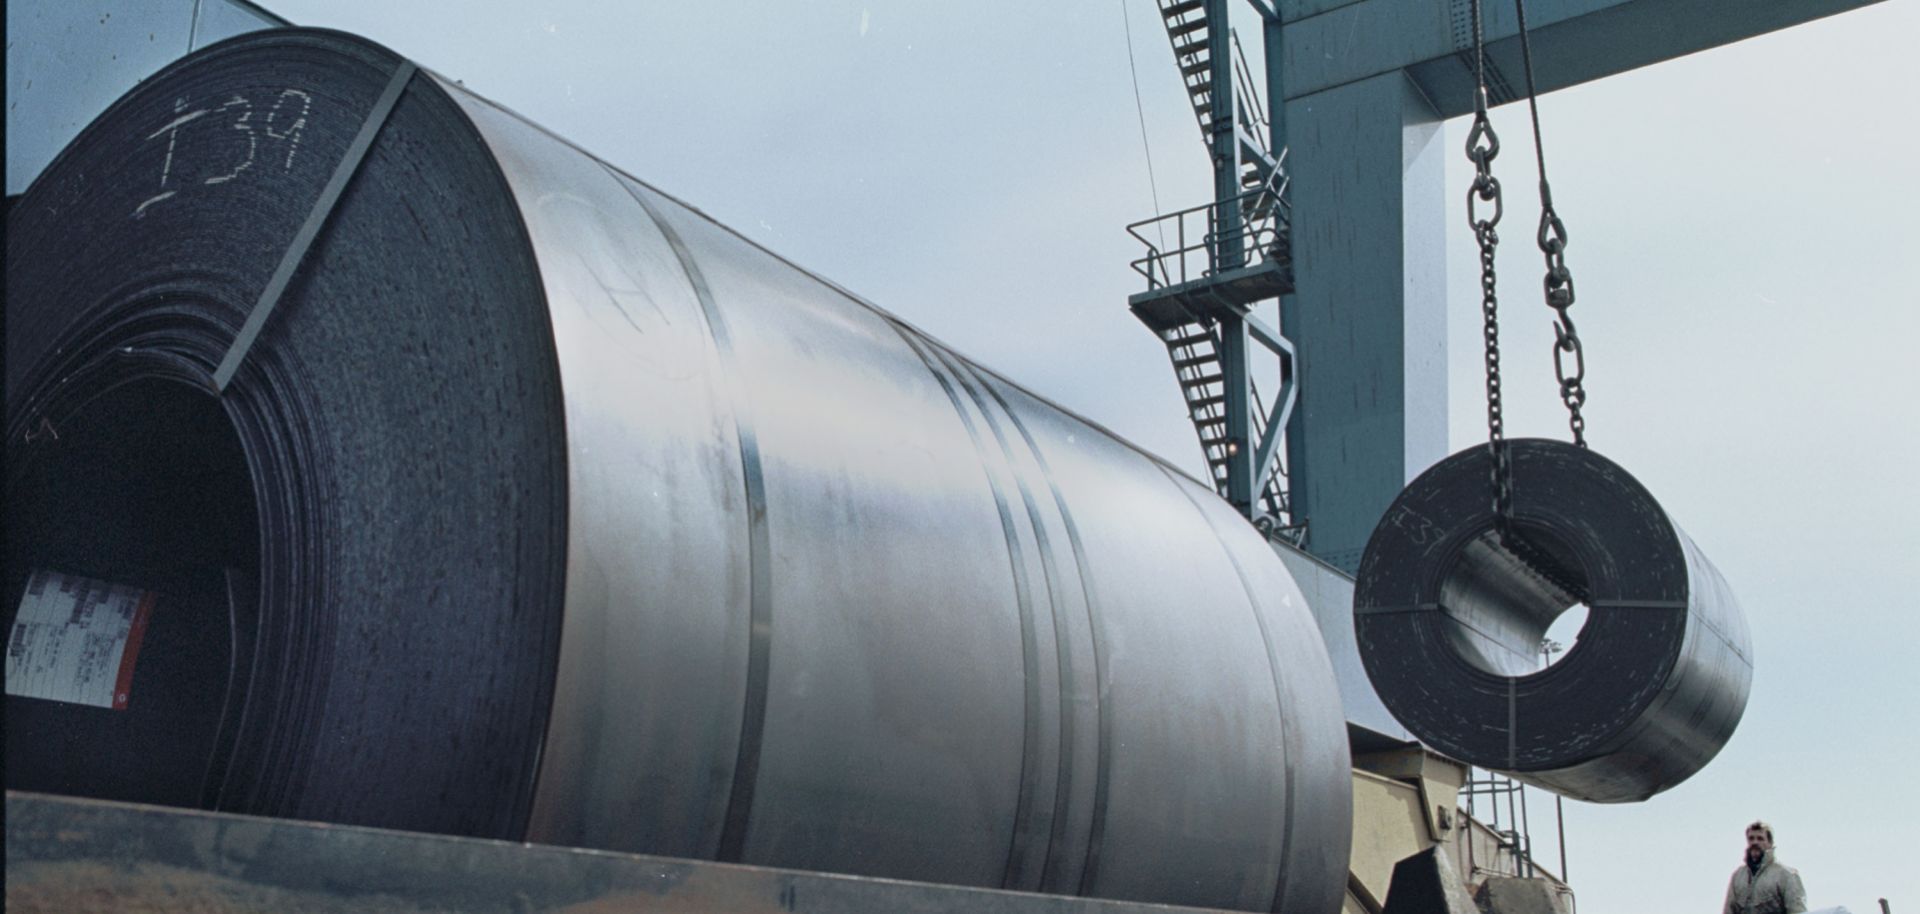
[1724,820,1808,914]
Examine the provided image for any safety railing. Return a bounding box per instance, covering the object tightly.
[1461,770,1573,910]
[1231,30,1268,134]
[1127,162,1291,291]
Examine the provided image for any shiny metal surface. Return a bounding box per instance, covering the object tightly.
[1437,530,1582,678]
[1353,439,1752,803]
[1268,543,1412,747]
[438,64,1353,911]
[5,26,1353,910]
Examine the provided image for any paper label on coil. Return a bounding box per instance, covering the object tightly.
[5,569,155,711]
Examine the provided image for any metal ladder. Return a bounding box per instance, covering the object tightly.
[1149,0,1300,540]
[1156,0,1284,223]
[1159,320,1296,534]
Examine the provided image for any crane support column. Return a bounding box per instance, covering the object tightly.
[1261,3,1287,169]
[1280,73,1447,572]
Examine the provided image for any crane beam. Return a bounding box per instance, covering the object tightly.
[1278,0,1888,115]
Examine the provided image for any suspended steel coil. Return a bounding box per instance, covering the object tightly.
[1353,439,1752,802]
[3,28,1353,912]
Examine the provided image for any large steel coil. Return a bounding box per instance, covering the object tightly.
[3,29,1352,912]
[1353,439,1752,802]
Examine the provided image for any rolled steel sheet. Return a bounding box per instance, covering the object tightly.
[4,29,1352,912]
[1353,439,1752,802]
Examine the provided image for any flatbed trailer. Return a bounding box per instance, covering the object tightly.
[7,791,1241,914]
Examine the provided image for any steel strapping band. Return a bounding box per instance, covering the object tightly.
[1156,463,1299,911]
[895,328,1050,891]
[213,61,418,392]
[936,346,1088,893]
[1353,603,1443,616]
[613,169,773,865]
[1507,678,1518,771]
[966,371,1113,897]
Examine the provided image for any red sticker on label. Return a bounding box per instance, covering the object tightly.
[111,592,155,710]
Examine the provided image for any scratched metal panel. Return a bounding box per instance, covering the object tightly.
[190,0,286,49]
[1270,541,1411,745]
[1279,0,1369,23]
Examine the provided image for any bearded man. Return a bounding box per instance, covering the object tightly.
[1723,820,1807,914]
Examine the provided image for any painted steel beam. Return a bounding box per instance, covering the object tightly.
[1278,0,1888,117]
[1247,316,1297,503]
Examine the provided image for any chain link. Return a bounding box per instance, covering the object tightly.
[1537,188,1587,446]
[1470,0,1598,529]
[1510,0,1590,449]
[1467,80,1512,525]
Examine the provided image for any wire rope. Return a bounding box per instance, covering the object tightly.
[1120,0,1169,253]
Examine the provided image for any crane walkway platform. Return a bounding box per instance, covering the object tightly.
[1127,259,1292,333]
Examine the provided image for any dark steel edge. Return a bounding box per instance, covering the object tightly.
[615,170,774,863]
[947,353,1115,898]
[891,325,1050,891]
[4,791,1240,914]
[927,343,1087,893]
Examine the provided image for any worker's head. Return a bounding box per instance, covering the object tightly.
[1745,820,1774,864]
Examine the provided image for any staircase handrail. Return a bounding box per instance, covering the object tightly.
[1230,29,1268,134]
[1126,181,1291,289]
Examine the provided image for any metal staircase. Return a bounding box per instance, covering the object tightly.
[1132,0,1301,541]
[1158,319,1298,537]
[1157,1,1284,224]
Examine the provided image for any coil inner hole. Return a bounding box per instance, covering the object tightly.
[1438,525,1591,677]
[4,376,261,808]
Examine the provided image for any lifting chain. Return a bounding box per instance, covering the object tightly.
[1468,0,1591,529]
[1466,0,1512,525]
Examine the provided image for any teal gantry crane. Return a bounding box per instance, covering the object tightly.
[1125,0,1886,572]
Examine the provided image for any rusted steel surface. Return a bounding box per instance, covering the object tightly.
[4,792,1238,914]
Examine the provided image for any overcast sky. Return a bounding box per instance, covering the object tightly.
[249,1,1917,910]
